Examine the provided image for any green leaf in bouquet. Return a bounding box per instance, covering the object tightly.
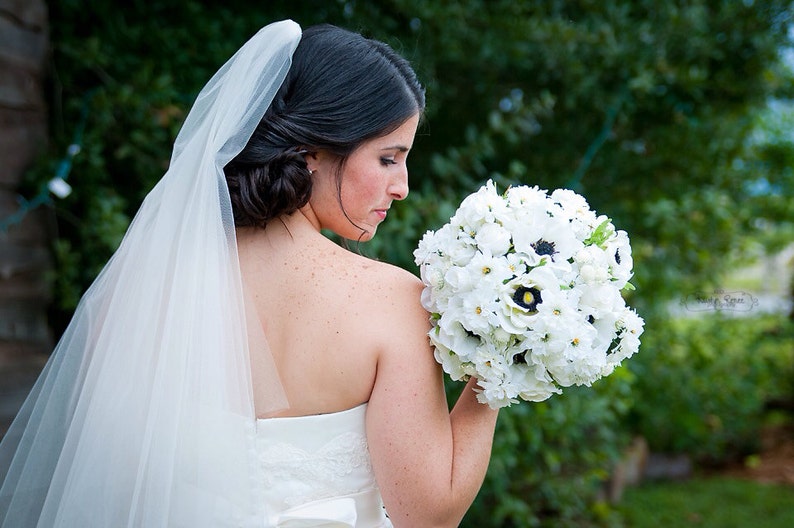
[584,218,615,248]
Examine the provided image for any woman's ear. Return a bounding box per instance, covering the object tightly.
[303,149,324,175]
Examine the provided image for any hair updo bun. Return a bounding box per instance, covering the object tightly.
[225,149,312,228]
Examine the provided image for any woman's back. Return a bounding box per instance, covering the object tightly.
[237,214,418,418]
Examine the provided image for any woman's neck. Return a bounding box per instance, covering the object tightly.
[236,210,333,256]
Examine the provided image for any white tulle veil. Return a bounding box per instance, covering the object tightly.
[0,19,300,527]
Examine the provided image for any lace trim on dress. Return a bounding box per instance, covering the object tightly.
[256,430,374,507]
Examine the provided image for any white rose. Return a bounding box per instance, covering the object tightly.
[474,221,512,257]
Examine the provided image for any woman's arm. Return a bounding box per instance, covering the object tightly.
[366,271,499,528]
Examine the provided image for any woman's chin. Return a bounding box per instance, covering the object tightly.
[357,228,375,242]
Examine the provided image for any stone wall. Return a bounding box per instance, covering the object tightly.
[0,0,51,434]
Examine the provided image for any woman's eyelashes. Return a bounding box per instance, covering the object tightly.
[380,157,397,166]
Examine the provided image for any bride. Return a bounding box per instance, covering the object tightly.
[0,20,498,527]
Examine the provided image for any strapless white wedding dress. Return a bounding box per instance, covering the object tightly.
[255,403,393,527]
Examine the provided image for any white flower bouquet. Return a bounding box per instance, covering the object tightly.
[414,180,644,408]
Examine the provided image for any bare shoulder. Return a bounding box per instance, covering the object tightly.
[340,251,426,319]
[328,249,431,357]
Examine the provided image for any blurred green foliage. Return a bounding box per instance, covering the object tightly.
[23,0,794,525]
[628,313,794,465]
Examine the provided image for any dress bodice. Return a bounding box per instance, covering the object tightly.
[255,403,392,527]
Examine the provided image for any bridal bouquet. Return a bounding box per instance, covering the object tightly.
[413,180,644,408]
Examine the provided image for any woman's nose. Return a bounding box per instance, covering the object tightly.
[389,167,409,200]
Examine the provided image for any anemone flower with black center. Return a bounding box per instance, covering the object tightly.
[531,239,557,258]
[513,286,542,312]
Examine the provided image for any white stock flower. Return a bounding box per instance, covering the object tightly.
[505,184,548,209]
[610,308,644,362]
[453,180,509,228]
[413,230,439,264]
